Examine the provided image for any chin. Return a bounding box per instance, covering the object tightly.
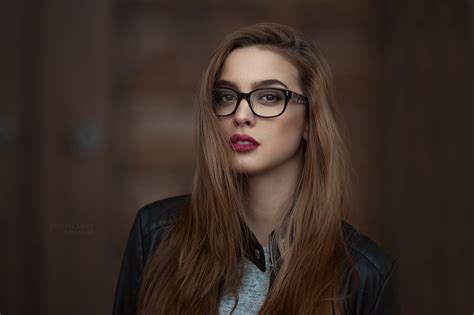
[232,160,274,176]
[233,165,261,175]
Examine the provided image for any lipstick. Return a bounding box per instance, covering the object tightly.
[230,134,260,153]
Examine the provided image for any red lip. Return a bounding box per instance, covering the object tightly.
[230,134,260,153]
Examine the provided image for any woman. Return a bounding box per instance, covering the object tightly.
[113,22,400,314]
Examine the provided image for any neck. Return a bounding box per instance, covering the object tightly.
[244,149,303,246]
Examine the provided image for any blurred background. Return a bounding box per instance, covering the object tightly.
[1,0,472,314]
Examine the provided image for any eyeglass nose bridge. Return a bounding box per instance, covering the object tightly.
[233,91,255,114]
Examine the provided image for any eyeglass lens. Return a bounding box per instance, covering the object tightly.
[213,88,286,117]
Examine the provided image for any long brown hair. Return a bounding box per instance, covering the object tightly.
[137,22,353,314]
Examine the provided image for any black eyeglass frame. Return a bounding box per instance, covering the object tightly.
[212,87,309,118]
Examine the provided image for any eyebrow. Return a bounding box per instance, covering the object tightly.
[214,79,289,90]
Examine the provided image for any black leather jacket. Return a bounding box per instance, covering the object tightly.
[113,195,401,314]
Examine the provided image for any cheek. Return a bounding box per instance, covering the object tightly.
[218,120,232,136]
[266,115,306,147]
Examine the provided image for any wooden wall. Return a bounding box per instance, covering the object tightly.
[0,0,471,314]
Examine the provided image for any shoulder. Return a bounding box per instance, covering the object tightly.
[137,194,189,236]
[136,194,189,259]
[137,194,189,238]
[343,221,397,280]
[342,222,400,314]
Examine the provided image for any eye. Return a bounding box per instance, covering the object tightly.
[261,94,278,102]
[255,90,284,104]
[213,89,237,104]
[222,94,236,103]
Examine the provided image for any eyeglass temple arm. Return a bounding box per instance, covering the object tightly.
[290,92,309,104]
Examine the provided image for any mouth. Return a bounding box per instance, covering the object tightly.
[230,134,260,153]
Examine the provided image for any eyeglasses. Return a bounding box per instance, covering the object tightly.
[212,87,309,118]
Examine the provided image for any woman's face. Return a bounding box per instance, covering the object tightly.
[216,46,308,175]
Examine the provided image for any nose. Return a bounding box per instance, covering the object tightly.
[233,98,256,127]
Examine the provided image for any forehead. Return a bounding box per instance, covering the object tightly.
[218,46,301,92]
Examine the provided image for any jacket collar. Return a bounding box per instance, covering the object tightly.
[240,224,282,288]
